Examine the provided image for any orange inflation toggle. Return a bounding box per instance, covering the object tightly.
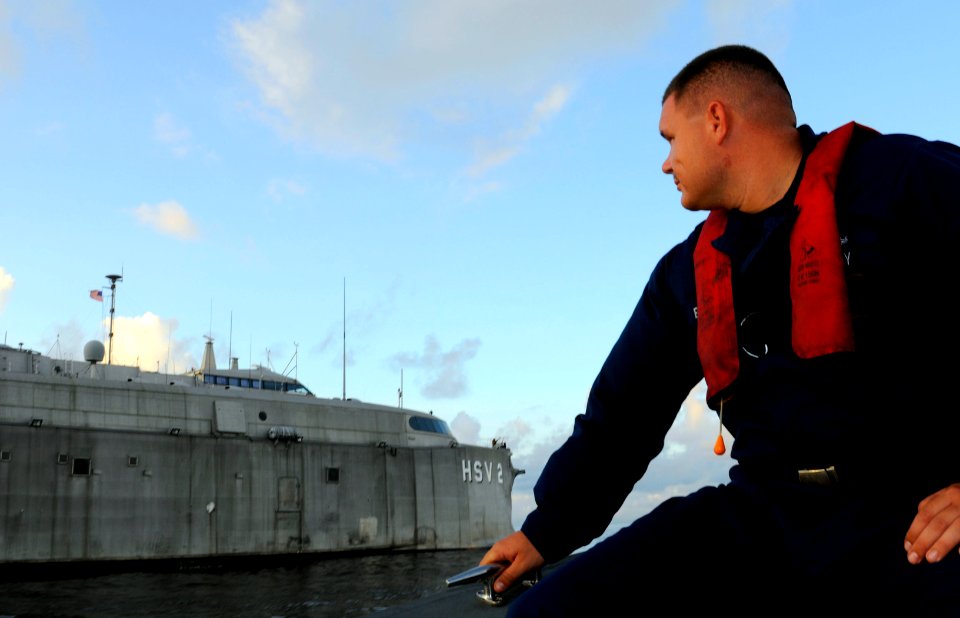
[713,433,726,456]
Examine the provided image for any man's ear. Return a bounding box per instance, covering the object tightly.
[705,100,728,145]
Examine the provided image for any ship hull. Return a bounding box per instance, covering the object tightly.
[0,424,514,564]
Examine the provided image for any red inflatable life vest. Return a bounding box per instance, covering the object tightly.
[694,121,879,401]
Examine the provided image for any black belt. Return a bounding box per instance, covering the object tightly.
[797,465,840,486]
[738,460,916,490]
[735,462,848,487]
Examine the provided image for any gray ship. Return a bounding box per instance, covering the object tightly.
[0,280,517,568]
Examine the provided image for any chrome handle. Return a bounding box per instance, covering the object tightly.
[445,562,541,607]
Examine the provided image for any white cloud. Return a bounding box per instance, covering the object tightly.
[390,335,481,398]
[0,2,21,82]
[152,112,218,161]
[133,200,200,240]
[0,266,14,311]
[229,0,677,163]
[0,0,84,87]
[153,112,193,157]
[467,83,571,179]
[463,180,503,203]
[267,177,307,201]
[310,283,399,370]
[104,312,198,373]
[450,410,481,446]
[40,319,87,361]
[705,0,794,51]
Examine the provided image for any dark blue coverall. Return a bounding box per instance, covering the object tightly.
[509,125,960,616]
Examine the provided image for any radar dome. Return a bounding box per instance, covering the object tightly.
[83,340,106,364]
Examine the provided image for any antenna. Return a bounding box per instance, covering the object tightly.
[398,368,403,409]
[282,342,299,381]
[342,277,346,400]
[105,273,123,364]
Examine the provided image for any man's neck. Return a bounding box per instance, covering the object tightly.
[737,128,804,214]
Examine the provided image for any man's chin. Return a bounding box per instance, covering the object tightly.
[679,198,707,212]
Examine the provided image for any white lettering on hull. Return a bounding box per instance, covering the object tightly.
[461,459,504,484]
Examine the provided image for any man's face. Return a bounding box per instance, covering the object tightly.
[658,94,722,211]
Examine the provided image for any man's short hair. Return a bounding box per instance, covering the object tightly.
[663,44,792,111]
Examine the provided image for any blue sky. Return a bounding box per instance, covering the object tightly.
[2,0,959,535]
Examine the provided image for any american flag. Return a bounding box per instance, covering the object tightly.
[89,289,103,302]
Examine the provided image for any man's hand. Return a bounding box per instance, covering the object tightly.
[904,483,960,564]
[480,531,545,593]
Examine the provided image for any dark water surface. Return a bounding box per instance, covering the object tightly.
[0,549,488,618]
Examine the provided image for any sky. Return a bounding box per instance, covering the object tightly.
[2,0,960,540]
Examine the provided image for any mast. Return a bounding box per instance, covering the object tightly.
[342,277,346,400]
[105,273,122,364]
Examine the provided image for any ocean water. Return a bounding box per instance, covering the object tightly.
[0,549,489,618]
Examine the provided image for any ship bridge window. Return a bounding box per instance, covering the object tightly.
[204,374,262,389]
[261,380,312,395]
[408,416,453,436]
[203,373,312,393]
[286,382,311,395]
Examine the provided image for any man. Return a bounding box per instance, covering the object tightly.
[481,44,960,614]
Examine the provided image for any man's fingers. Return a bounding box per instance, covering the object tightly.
[479,546,506,567]
[924,518,960,563]
[907,507,960,564]
[479,531,545,593]
[493,561,528,593]
[905,484,960,564]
